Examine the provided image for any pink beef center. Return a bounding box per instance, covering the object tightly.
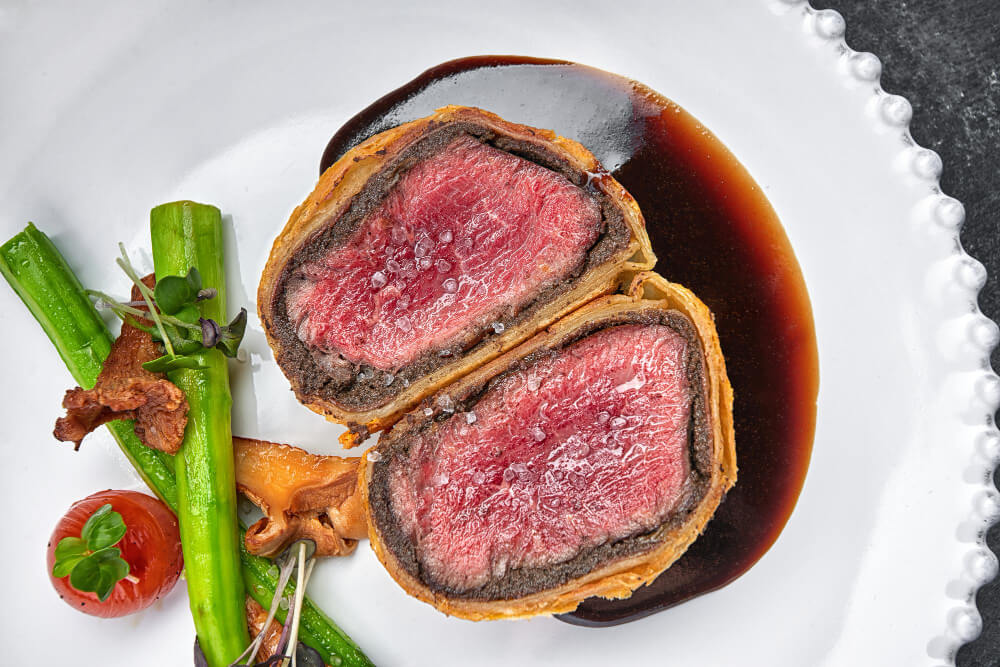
[286,135,601,370]
[388,324,693,591]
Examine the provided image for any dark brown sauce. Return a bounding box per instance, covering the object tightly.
[320,56,819,626]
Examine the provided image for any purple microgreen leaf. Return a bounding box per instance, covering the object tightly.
[199,317,222,348]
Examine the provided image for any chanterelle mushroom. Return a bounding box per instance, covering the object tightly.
[234,437,367,558]
[54,276,188,453]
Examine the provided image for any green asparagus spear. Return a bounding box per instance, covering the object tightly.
[150,202,248,667]
[0,224,178,503]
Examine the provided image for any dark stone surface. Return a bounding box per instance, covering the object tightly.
[815,1,999,664]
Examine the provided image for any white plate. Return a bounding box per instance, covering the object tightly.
[1,1,997,665]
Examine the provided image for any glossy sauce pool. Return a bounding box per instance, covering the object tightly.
[320,56,819,626]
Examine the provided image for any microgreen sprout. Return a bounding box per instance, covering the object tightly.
[52,504,131,602]
[87,245,247,372]
[223,540,319,667]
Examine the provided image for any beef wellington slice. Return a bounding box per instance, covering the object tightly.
[259,106,655,444]
[362,272,735,620]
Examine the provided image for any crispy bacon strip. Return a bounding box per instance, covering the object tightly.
[234,437,367,558]
[53,276,188,453]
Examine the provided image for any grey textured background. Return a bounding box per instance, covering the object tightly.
[816,1,999,665]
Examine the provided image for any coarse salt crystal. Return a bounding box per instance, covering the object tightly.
[442,277,458,293]
[371,271,387,289]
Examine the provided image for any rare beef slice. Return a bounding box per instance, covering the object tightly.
[259,106,655,444]
[362,273,735,620]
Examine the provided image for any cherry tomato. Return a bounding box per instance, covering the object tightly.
[46,489,183,617]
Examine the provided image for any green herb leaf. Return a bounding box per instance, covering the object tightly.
[70,548,130,602]
[153,275,194,315]
[174,303,201,325]
[80,504,113,544]
[52,537,89,578]
[216,308,248,358]
[59,506,133,603]
[92,547,130,584]
[68,552,102,595]
[142,354,209,373]
[184,266,202,294]
[83,505,127,551]
[52,554,87,578]
[153,267,203,315]
[54,536,87,559]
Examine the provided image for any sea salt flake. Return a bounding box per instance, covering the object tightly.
[371,271,387,289]
[366,450,382,463]
[491,322,505,334]
[531,426,546,442]
[438,230,453,243]
[442,277,458,293]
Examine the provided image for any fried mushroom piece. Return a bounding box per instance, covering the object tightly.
[53,276,188,453]
[235,437,367,558]
[245,598,331,667]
